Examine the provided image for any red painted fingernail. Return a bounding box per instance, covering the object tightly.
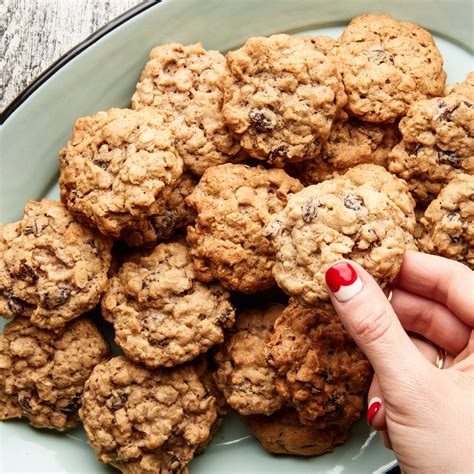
[325,262,363,302]
[367,397,382,426]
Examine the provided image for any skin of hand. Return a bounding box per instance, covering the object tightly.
[324,251,474,473]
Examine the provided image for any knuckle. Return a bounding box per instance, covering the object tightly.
[352,303,392,346]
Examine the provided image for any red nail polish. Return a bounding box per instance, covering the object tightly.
[325,262,363,302]
[367,397,382,426]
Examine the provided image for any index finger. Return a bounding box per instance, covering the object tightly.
[394,251,474,327]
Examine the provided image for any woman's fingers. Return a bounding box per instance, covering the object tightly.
[395,251,474,327]
[390,288,471,353]
[325,260,429,390]
[367,376,387,431]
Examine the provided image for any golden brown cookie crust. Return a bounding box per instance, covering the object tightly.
[336,14,446,122]
[244,407,349,456]
[79,356,216,473]
[418,174,474,265]
[59,108,183,237]
[223,34,346,166]
[132,43,240,175]
[101,242,235,367]
[388,78,474,203]
[186,163,303,293]
[267,300,372,426]
[286,119,400,185]
[0,317,109,430]
[269,164,416,304]
[213,304,285,416]
[0,200,112,329]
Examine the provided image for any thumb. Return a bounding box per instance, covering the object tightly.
[325,260,429,390]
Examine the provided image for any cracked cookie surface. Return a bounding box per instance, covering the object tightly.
[268,300,371,426]
[418,174,474,266]
[101,242,235,367]
[80,356,216,474]
[269,164,416,304]
[59,107,183,237]
[0,200,112,329]
[287,119,400,185]
[120,172,198,247]
[214,304,285,416]
[388,76,474,203]
[336,14,446,123]
[0,316,109,430]
[244,407,349,456]
[223,34,346,166]
[186,163,303,293]
[132,43,240,175]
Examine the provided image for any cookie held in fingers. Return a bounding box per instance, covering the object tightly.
[79,356,217,473]
[0,200,112,329]
[214,304,285,416]
[223,34,346,166]
[0,316,109,430]
[101,242,235,367]
[269,164,417,304]
[132,43,240,175]
[335,14,446,122]
[185,163,303,293]
[267,299,372,427]
[59,107,183,237]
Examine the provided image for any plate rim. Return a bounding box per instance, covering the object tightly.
[0,0,161,125]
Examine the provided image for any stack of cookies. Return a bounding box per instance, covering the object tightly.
[1,13,472,474]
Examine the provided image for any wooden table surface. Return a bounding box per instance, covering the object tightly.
[1,0,144,112]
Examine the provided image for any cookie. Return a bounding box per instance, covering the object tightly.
[336,14,446,122]
[213,304,285,416]
[59,107,183,237]
[79,356,216,473]
[120,172,198,247]
[244,407,349,456]
[388,77,474,203]
[223,34,346,166]
[286,119,400,185]
[268,299,372,426]
[0,200,112,329]
[0,316,109,430]
[132,43,240,175]
[444,71,474,96]
[185,163,303,293]
[268,164,416,304]
[418,174,474,266]
[101,242,235,367]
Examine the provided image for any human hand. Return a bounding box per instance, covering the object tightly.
[324,251,474,473]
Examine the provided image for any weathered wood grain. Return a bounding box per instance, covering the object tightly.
[1,0,143,112]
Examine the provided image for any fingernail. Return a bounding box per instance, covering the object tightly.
[367,397,382,426]
[325,262,363,302]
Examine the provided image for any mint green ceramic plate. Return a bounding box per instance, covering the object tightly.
[0,1,472,472]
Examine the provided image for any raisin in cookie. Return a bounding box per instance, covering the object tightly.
[0,200,112,329]
[80,356,216,473]
[185,163,303,293]
[101,242,235,368]
[0,316,109,430]
[287,119,400,185]
[269,164,416,304]
[244,407,349,456]
[120,172,198,247]
[336,14,446,123]
[223,34,346,166]
[132,43,240,175]
[268,299,371,426]
[388,77,474,203]
[213,304,285,416]
[418,174,474,266]
[59,108,183,237]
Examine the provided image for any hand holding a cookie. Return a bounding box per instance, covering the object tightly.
[325,251,474,473]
